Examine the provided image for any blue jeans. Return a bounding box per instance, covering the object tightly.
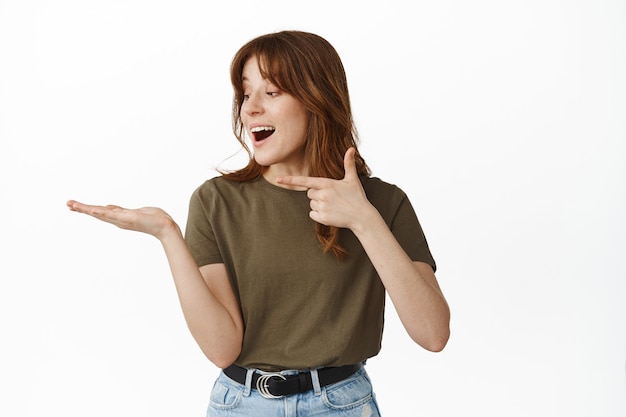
[207,366,382,416]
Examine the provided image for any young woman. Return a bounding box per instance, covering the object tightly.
[67,30,450,416]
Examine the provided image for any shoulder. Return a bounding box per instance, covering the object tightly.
[189,175,270,215]
[360,176,416,222]
[191,175,254,200]
[194,175,243,192]
[361,176,408,202]
[188,176,237,212]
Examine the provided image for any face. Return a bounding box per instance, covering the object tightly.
[240,56,309,178]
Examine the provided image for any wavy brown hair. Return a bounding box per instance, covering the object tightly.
[222,30,370,259]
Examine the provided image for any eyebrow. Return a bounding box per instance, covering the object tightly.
[241,77,275,88]
[241,76,258,84]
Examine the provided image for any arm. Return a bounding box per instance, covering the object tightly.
[348,208,450,351]
[276,149,450,352]
[66,201,243,367]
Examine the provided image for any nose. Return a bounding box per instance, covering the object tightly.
[242,92,263,116]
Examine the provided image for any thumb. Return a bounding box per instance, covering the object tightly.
[343,147,358,181]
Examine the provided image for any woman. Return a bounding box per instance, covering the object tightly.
[67,30,450,416]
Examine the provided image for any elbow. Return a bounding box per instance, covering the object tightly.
[194,327,243,369]
[423,306,451,352]
[210,356,236,370]
[201,339,242,369]
[421,328,450,352]
[409,317,450,352]
[206,349,240,369]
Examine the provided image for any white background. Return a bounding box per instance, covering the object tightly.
[1,1,625,416]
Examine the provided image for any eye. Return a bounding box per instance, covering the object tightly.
[266,91,279,97]
[242,94,250,101]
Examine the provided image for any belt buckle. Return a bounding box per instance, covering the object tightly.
[256,373,287,399]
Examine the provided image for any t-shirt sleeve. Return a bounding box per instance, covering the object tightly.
[184,183,224,267]
[390,193,437,272]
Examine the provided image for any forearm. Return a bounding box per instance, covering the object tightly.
[66,200,242,365]
[158,224,242,367]
[352,206,450,351]
[273,155,450,350]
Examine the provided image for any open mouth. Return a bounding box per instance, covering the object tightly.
[250,126,276,142]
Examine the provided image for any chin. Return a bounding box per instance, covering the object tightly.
[252,153,274,167]
[252,147,284,167]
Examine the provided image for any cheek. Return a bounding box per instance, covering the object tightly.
[291,109,309,137]
[290,118,308,144]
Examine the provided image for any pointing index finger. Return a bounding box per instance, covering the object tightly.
[276,175,327,190]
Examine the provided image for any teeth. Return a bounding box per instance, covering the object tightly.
[250,126,276,133]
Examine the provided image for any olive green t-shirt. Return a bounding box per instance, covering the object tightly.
[184,175,435,371]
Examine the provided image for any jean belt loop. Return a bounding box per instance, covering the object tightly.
[243,368,255,397]
[310,368,322,396]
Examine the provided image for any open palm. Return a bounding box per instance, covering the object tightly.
[67,200,176,240]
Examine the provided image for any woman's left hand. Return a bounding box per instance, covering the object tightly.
[282,149,450,351]
[277,147,376,230]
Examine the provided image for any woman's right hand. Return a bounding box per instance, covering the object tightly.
[66,200,178,240]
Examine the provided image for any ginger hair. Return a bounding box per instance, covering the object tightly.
[222,30,370,259]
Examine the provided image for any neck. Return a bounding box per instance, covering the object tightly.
[262,165,309,190]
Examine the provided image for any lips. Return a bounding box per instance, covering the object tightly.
[250,126,276,142]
